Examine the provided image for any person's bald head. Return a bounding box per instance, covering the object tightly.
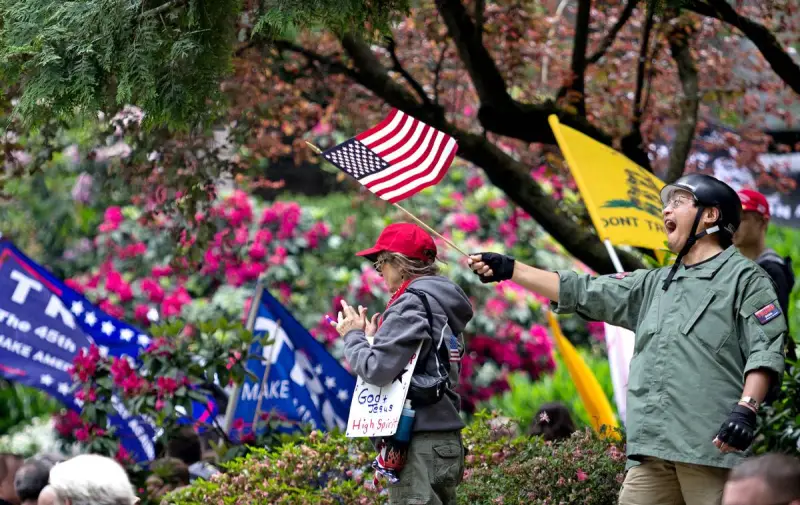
[723,453,800,505]
[36,486,56,505]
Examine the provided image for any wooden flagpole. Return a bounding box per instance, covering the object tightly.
[303,141,469,258]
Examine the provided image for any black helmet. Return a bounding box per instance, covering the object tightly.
[659,173,741,290]
[660,173,741,241]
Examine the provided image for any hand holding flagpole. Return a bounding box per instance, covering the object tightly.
[301,109,469,258]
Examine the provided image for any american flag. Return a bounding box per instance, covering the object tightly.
[321,108,458,203]
[449,333,461,363]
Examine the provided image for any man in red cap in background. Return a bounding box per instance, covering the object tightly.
[734,189,796,360]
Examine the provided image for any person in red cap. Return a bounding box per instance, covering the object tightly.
[334,222,473,505]
[734,189,796,360]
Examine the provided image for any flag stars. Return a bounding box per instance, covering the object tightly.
[40,374,54,386]
[74,398,84,408]
[101,321,116,336]
[137,334,151,347]
[71,301,84,315]
[85,312,97,326]
[99,346,109,357]
[120,329,134,342]
[337,389,349,402]
[313,364,323,376]
[325,376,336,389]
[58,383,70,395]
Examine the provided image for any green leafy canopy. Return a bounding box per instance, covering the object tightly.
[0,0,409,129]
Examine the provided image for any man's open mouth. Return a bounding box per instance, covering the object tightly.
[664,219,677,233]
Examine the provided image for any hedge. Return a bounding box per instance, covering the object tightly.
[161,413,626,505]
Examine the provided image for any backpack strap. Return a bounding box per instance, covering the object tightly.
[405,288,451,378]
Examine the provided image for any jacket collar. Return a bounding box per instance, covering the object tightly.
[669,245,737,280]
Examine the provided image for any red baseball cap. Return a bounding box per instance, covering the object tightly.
[738,189,770,219]
[356,223,437,262]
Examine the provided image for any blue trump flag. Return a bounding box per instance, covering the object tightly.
[0,240,214,463]
[227,285,355,437]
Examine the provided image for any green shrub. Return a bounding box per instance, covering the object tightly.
[755,358,800,454]
[162,412,626,505]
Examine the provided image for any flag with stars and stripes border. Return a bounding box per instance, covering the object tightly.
[321,108,458,203]
[0,240,216,464]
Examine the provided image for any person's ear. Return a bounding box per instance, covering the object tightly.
[702,207,720,225]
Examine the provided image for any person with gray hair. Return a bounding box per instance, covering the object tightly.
[722,452,800,505]
[46,454,138,505]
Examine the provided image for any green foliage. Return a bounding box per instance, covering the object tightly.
[485,348,617,432]
[754,358,800,454]
[0,380,59,436]
[765,224,800,341]
[460,413,626,505]
[0,0,410,129]
[0,0,238,128]
[164,412,626,505]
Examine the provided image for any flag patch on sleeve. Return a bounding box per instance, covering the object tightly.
[754,303,781,325]
[609,272,630,280]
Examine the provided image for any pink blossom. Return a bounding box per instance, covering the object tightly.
[255,229,273,245]
[155,399,165,411]
[577,469,588,482]
[119,242,147,260]
[98,206,124,233]
[466,176,483,191]
[485,298,508,318]
[140,278,165,303]
[488,198,507,210]
[234,226,250,245]
[53,411,82,436]
[157,376,179,395]
[451,213,480,233]
[99,299,125,318]
[104,271,133,302]
[115,444,132,464]
[587,321,605,342]
[225,266,244,287]
[232,418,245,431]
[151,264,173,277]
[134,304,150,324]
[65,278,84,294]
[161,287,192,318]
[248,242,267,261]
[269,246,288,266]
[202,249,221,273]
[75,427,91,442]
[240,261,265,281]
[278,283,292,303]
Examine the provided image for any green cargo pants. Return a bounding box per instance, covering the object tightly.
[387,431,465,505]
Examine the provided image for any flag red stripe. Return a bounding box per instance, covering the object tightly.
[371,117,420,159]
[385,145,457,203]
[374,133,450,198]
[363,112,412,153]
[355,108,398,142]
[361,125,433,187]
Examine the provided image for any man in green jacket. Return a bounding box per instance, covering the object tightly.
[469,173,786,505]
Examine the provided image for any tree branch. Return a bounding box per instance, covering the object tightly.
[557,0,592,116]
[338,33,645,274]
[685,0,800,96]
[433,42,449,106]
[141,0,185,18]
[621,0,656,171]
[385,36,433,107]
[475,0,485,43]
[665,16,699,183]
[587,0,640,64]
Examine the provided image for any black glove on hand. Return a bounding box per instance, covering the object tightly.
[715,404,757,451]
[470,253,515,284]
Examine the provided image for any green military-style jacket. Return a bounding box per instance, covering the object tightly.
[553,246,786,469]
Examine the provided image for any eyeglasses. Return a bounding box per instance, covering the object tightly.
[662,194,694,211]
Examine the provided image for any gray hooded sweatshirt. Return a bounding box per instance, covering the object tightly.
[343,275,473,432]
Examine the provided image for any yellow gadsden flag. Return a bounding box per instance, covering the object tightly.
[546,311,619,438]
[548,115,669,254]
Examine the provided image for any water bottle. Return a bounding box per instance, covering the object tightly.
[379,400,416,474]
[394,400,415,443]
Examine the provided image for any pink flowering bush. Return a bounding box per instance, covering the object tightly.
[165,411,625,505]
[60,161,600,417]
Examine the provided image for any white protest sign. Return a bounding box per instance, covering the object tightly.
[346,341,423,438]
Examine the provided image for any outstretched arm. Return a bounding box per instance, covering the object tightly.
[468,254,560,301]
